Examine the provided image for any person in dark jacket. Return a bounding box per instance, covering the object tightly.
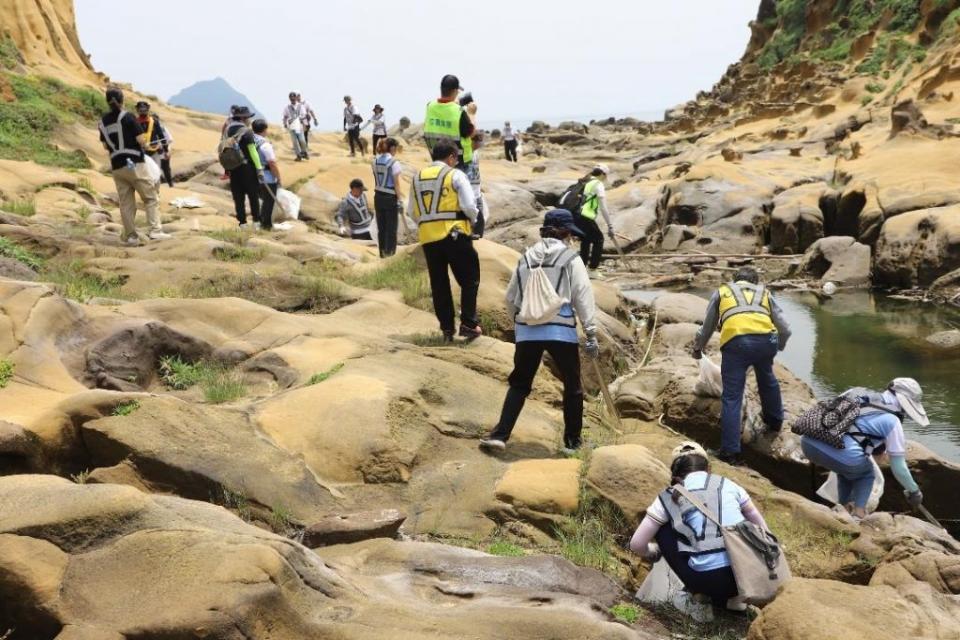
[223,106,265,228]
[135,101,174,187]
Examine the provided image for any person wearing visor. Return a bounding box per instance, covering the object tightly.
[800,378,929,519]
[480,209,598,455]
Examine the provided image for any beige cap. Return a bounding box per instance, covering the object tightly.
[671,441,708,463]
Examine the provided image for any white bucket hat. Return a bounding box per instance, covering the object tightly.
[671,440,709,463]
[593,163,610,175]
[889,377,930,426]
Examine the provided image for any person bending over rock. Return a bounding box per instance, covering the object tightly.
[801,378,928,520]
[630,442,771,613]
[692,266,791,466]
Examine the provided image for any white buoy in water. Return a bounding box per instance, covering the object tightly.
[822,281,838,296]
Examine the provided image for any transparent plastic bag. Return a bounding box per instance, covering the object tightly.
[816,456,884,513]
[694,356,723,397]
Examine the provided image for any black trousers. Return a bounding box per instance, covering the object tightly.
[352,231,372,240]
[348,127,361,154]
[304,124,311,146]
[374,191,399,257]
[490,341,584,449]
[229,164,260,224]
[422,233,480,333]
[655,525,739,606]
[259,183,279,229]
[504,139,518,162]
[575,213,604,269]
[372,134,386,154]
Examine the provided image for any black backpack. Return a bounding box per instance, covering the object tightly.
[558,175,594,215]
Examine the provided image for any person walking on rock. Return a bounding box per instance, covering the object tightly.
[479,209,597,454]
[97,87,170,246]
[297,93,319,148]
[423,74,475,171]
[343,95,363,157]
[503,121,519,162]
[800,378,928,519]
[406,142,481,341]
[336,179,375,240]
[371,137,404,257]
[282,92,308,161]
[629,442,771,614]
[363,104,388,155]
[575,164,616,278]
[692,266,791,466]
[252,119,281,232]
[223,106,265,228]
[134,101,174,188]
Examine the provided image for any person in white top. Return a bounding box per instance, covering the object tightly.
[502,121,519,162]
[282,92,308,161]
[362,104,388,157]
[343,95,363,157]
[296,93,319,148]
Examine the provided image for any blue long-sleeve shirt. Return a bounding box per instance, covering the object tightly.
[693,287,792,352]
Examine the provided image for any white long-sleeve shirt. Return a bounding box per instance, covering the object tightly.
[344,103,359,130]
[405,161,478,231]
[362,112,387,135]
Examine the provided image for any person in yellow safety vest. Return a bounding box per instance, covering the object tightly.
[423,74,476,171]
[574,163,617,278]
[404,141,481,342]
[691,267,792,466]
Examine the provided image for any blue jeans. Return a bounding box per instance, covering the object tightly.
[801,436,875,508]
[289,130,307,157]
[720,333,783,454]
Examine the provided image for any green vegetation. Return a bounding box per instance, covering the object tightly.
[486,541,526,557]
[408,332,465,347]
[861,95,875,106]
[42,260,124,302]
[217,486,253,521]
[765,511,854,578]
[159,355,247,404]
[647,602,751,640]
[205,228,249,245]
[306,362,344,385]
[857,34,926,75]
[0,236,43,270]
[0,198,36,216]
[0,359,14,388]
[0,36,21,70]
[111,400,140,417]
[0,72,104,168]
[609,603,641,625]
[554,488,627,575]
[342,254,430,309]
[269,504,297,535]
[865,82,886,93]
[76,176,93,192]
[212,245,266,263]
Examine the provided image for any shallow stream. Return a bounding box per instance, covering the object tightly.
[627,289,960,463]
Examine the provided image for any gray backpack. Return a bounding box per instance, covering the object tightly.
[218,125,248,171]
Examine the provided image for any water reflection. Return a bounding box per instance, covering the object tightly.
[625,288,960,462]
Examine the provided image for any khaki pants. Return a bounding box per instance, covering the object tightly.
[112,165,160,239]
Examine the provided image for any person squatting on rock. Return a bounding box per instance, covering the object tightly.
[502,121,519,162]
[692,266,791,466]
[223,106,265,228]
[406,142,482,341]
[371,137,405,257]
[574,164,616,277]
[343,95,364,157]
[362,104,388,155]
[97,87,170,246]
[801,378,928,519]
[479,209,598,454]
[336,179,375,240]
[134,101,174,188]
[282,92,309,161]
[423,74,476,171]
[252,119,282,232]
[629,442,771,612]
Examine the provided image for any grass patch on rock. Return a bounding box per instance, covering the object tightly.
[0,198,36,216]
[486,541,526,557]
[182,271,351,314]
[213,245,266,263]
[342,254,430,309]
[159,355,247,404]
[765,511,854,578]
[609,603,642,624]
[0,236,43,270]
[42,260,124,302]
[0,359,14,388]
[111,400,140,416]
[306,363,344,385]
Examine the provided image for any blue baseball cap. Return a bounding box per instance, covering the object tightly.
[544,209,585,238]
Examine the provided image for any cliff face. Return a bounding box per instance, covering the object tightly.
[0,0,96,82]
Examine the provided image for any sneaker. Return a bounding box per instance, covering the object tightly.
[479,438,506,451]
[710,449,746,466]
[253,222,261,230]
[148,231,171,240]
[442,330,455,343]
[458,324,483,341]
[125,236,141,246]
[561,447,579,457]
[294,157,302,162]
[239,223,250,229]
[302,153,310,160]
[726,595,748,612]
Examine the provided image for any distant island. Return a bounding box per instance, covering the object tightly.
[168,77,262,118]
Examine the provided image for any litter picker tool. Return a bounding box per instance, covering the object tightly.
[263,182,290,220]
[915,504,946,531]
[590,356,623,435]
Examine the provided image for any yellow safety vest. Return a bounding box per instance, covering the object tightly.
[581,179,601,220]
[411,163,471,245]
[717,281,776,347]
[423,100,473,163]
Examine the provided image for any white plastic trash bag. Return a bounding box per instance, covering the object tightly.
[136,155,162,185]
[694,356,723,398]
[816,456,884,514]
[635,558,687,604]
[368,217,379,246]
[273,188,301,221]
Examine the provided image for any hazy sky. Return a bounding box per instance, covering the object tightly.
[75,1,758,129]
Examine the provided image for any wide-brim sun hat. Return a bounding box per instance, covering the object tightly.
[671,441,709,463]
[889,377,930,426]
[232,106,255,119]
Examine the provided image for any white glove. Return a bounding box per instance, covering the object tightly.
[338,225,348,237]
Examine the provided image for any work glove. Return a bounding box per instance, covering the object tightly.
[904,489,923,509]
[256,170,266,185]
[583,333,600,360]
[338,225,348,237]
[691,348,703,360]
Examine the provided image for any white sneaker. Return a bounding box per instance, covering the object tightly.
[148,231,171,240]
[479,438,506,451]
[253,222,261,230]
[125,236,140,246]
[238,223,250,229]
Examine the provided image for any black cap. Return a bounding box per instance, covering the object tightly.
[544,209,585,238]
[349,178,367,191]
[252,118,268,133]
[105,87,124,105]
[440,74,462,93]
[232,106,255,119]
[135,101,150,111]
